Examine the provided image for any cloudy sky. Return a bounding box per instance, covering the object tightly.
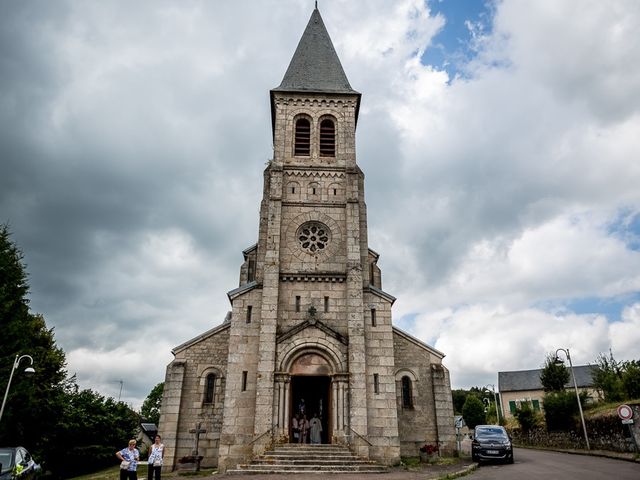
[2,0,639,408]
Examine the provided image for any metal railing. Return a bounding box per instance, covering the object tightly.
[347,425,372,446]
[249,425,277,446]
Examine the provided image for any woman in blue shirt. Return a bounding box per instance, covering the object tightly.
[116,439,140,480]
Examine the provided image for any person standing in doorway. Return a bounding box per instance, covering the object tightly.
[299,414,309,443]
[309,413,322,444]
[291,413,300,442]
[147,435,164,480]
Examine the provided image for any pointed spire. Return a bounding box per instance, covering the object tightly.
[273,8,358,94]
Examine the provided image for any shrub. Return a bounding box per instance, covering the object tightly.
[543,390,579,431]
[462,395,486,429]
[514,402,539,433]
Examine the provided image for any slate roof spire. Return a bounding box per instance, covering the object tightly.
[272,7,358,95]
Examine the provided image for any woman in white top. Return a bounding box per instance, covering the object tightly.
[147,435,164,480]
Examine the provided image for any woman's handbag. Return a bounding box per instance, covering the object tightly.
[153,460,162,467]
[120,461,130,470]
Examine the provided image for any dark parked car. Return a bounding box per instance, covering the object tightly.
[0,447,40,479]
[471,425,514,464]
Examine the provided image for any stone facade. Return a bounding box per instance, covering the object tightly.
[159,8,455,473]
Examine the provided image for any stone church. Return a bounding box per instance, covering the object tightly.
[159,7,455,472]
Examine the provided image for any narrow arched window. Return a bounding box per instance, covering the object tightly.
[402,376,413,408]
[204,373,216,404]
[319,119,335,157]
[295,118,311,156]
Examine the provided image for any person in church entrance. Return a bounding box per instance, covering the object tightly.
[298,414,309,443]
[291,413,300,443]
[309,413,322,444]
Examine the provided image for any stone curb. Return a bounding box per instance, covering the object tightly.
[436,462,478,480]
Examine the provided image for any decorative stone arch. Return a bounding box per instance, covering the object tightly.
[197,366,224,406]
[318,114,337,157]
[395,368,418,382]
[307,180,321,199]
[285,180,301,200]
[286,105,345,159]
[279,342,345,375]
[292,113,312,157]
[327,181,344,201]
[274,334,349,442]
[395,368,418,409]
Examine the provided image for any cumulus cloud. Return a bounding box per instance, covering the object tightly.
[1,0,639,405]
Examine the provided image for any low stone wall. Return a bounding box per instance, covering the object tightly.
[510,411,638,453]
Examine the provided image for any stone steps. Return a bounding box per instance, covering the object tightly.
[227,443,389,474]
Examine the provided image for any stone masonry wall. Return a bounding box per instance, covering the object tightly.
[160,324,230,470]
[393,333,455,456]
[364,292,400,464]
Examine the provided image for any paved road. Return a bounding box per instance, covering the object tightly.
[469,448,640,480]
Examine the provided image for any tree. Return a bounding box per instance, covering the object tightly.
[451,389,468,415]
[47,388,140,478]
[141,382,164,425]
[540,353,570,392]
[543,390,580,431]
[0,225,140,479]
[462,395,486,429]
[592,351,625,402]
[0,225,70,467]
[621,360,640,400]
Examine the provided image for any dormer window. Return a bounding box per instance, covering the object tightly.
[295,118,311,156]
[319,119,335,157]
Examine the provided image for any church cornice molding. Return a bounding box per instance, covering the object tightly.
[227,280,261,301]
[280,272,346,283]
[172,321,231,355]
[282,201,345,209]
[392,326,445,360]
[272,95,358,110]
[364,285,396,305]
[284,168,346,178]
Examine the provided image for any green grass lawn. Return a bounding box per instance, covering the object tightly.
[69,464,143,480]
[69,464,217,480]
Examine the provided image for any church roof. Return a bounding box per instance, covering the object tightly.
[393,326,446,360]
[272,8,358,95]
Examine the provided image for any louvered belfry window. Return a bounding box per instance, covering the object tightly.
[319,119,335,156]
[294,118,311,156]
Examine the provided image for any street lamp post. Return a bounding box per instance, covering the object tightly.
[555,348,590,450]
[485,384,501,424]
[0,354,36,424]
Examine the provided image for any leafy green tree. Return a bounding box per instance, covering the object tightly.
[622,360,640,399]
[543,390,580,431]
[0,225,70,466]
[141,382,164,424]
[540,353,570,392]
[451,389,468,415]
[462,394,486,429]
[592,352,625,402]
[47,388,140,478]
[0,225,140,478]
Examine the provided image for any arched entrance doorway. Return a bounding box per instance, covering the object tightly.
[290,352,331,443]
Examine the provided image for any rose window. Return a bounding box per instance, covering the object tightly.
[297,222,330,253]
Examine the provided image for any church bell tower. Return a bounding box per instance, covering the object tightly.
[217,6,401,470]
